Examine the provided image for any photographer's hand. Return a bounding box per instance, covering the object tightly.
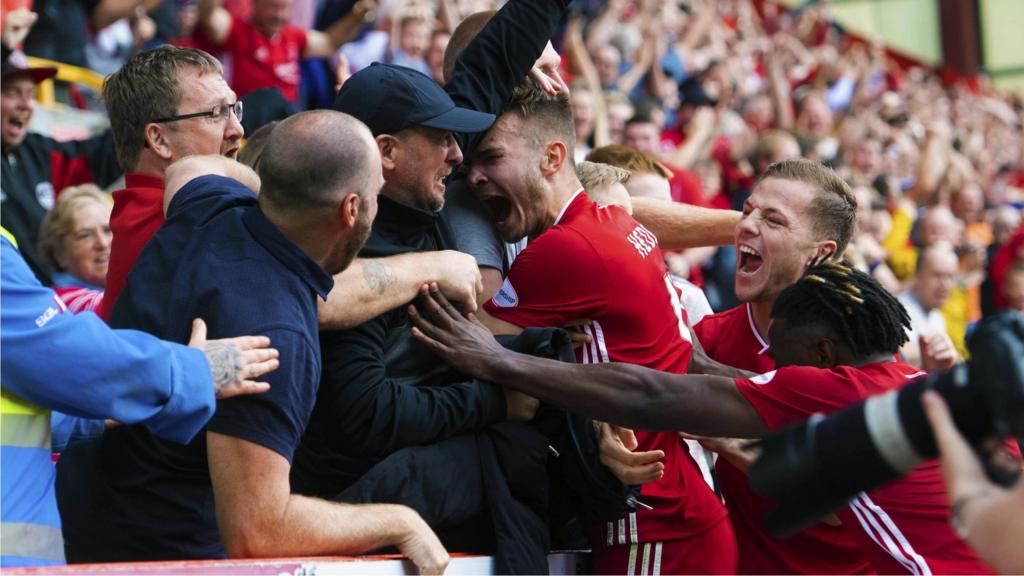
[922,390,1024,574]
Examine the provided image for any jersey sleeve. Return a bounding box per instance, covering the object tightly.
[692,314,719,359]
[734,366,861,431]
[484,227,609,328]
[205,326,316,462]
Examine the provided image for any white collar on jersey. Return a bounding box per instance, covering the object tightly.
[553,187,585,227]
[746,302,770,355]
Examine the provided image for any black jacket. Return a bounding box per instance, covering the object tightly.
[332,329,633,574]
[291,196,509,495]
[1,130,120,283]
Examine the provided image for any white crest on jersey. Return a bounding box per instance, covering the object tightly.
[750,370,778,385]
[492,277,518,308]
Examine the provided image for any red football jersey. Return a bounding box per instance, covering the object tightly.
[736,361,996,575]
[221,15,307,102]
[485,191,728,544]
[695,305,871,574]
[101,173,166,320]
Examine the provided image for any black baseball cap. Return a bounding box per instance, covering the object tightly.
[1,48,57,84]
[333,62,494,136]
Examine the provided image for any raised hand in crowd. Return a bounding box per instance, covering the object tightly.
[918,331,959,373]
[2,8,37,50]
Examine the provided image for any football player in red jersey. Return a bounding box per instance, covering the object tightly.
[466,82,739,574]
[688,159,874,574]
[409,260,1005,575]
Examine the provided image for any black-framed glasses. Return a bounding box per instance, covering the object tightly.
[152,101,243,124]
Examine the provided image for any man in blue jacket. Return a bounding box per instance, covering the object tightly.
[0,229,279,567]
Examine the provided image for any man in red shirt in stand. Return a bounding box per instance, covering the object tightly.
[466,82,736,574]
[196,0,373,102]
[408,260,1005,575]
[100,45,483,325]
[100,45,243,320]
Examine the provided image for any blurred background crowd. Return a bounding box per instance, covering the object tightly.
[3,0,1023,367]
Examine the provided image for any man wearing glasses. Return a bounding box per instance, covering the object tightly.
[100,45,483,325]
[99,45,244,320]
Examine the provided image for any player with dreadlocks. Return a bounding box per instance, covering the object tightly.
[406,260,1000,574]
[767,258,911,368]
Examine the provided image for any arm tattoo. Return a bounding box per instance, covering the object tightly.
[362,260,396,296]
[204,343,241,399]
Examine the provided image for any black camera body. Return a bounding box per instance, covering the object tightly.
[748,312,1024,538]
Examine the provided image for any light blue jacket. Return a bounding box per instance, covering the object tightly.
[1,234,215,567]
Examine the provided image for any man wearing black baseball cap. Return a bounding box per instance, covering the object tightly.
[1,43,121,284]
[293,62,535,510]
[332,62,494,213]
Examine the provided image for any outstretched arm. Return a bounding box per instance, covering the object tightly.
[318,250,482,330]
[631,197,740,250]
[208,432,448,573]
[408,285,766,437]
[304,0,376,58]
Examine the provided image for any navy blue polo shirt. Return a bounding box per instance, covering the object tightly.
[88,175,333,561]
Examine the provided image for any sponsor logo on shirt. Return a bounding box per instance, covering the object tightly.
[626,225,658,259]
[750,370,777,385]
[35,305,59,328]
[492,278,518,308]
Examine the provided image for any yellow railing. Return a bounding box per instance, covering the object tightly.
[25,56,105,105]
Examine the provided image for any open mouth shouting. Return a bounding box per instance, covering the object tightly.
[477,191,512,225]
[738,243,764,275]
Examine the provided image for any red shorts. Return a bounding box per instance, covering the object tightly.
[590,518,738,575]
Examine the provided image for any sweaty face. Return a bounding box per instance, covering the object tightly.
[735,178,831,304]
[58,200,113,287]
[159,70,244,161]
[388,125,463,212]
[1,76,36,150]
[469,112,548,242]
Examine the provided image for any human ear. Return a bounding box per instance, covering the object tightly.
[376,135,399,172]
[340,192,360,229]
[145,123,174,161]
[540,140,567,177]
[816,240,839,261]
[816,338,837,367]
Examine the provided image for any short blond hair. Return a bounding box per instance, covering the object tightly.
[38,185,113,272]
[576,161,630,192]
[758,158,857,255]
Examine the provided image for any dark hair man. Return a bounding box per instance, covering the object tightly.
[100,46,482,335]
[463,83,737,574]
[409,261,1002,575]
[65,111,447,574]
[439,6,739,306]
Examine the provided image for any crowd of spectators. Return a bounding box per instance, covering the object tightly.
[2,0,1023,572]
[5,0,1023,331]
